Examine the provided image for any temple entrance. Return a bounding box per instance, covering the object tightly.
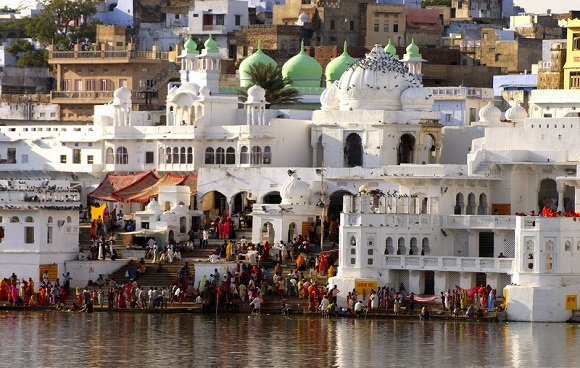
[328,190,353,221]
[344,133,363,167]
[232,191,254,215]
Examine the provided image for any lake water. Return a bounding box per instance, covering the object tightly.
[1,311,579,367]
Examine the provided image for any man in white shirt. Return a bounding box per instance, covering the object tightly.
[249,296,263,314]
[354,300,364,318]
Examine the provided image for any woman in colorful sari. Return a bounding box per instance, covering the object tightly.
[0,278,9,301]
[10,283,19,305]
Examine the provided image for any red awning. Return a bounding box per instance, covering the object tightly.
[89,171,197,203]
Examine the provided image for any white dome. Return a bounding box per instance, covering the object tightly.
[479,102,501,123]
[246,85,267,103]
[200,86,211,98]
[336,44,418,111]
[401,87,433,111]
[320,82,339,110]
[297,13,310,24]
[113,87,132,104]
[160,211,176,221]
[280,173,310,205]
[176,82,200,96]
[146,199,161,212]
[168,86,179,96]
[505,103,528,123]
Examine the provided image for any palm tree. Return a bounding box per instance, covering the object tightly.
[237,63,301,108]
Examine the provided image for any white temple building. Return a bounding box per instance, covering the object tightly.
[2,33,580,321]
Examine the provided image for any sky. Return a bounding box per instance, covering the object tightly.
[515,0,575,14]
[1,0,576,15]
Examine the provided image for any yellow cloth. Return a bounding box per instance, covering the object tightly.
[327,265,336,278]
[226,242,232,259]
[296,255,306,268]
[90,204,107,221]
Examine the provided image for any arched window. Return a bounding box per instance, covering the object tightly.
[173,147,179,164]
[205,148,215,164]
[344,133,363,167]
[106,147,114,164]
[263,146,272,165]
[180,147,186,164]
[166,147,172,163]
[67,216,72,223]
[385,237,393,254]
[454,193,464,215]
[25,216,34,222]
[11,216,19,223]
[251,146,262,164]
[187,147,193,164]
[216,147,225,164]
[397,133,415,164]
[240,146,249,164]
[226,147,235,164]
[116,147,128,164]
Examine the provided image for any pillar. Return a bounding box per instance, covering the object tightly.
[557,184,565,213]
[459,272,476,290]
[466,229,477,257]
[433,271,448,295]
[408,270,423,295]
[486,273,501,290]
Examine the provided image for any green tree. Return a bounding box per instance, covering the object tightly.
[421,0,451,7]
[237,63,301,108]
[21,0,97,50]
[5,39,49,67]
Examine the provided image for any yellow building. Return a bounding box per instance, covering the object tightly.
[563,19,580,89]
[365,4,406,47]
[49,25,179,121]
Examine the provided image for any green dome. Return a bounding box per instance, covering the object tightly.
[202,34,219,54]
[239,40,278,88]
[405,38,421,58]
[184,35,198,55]
[325,41,356,87]
[282,40,322,87]
[384,39,398,59]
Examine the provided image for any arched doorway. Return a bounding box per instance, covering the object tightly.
[397,133,415,164]
[538,178,558,211]
[316,135,324,167]
[288,222,297,242]
[262,191,282,204]
[385,237,394,254]
[466,192,476,215]
[344,133,363,167]
[232,191,254,215]
[410,237,418,255]
[477,193,488,215]
[201,191,227,226]
[454,192,464,214]
[328,190,354,221]
[422,237,430,255]
[263,222,275,244]
[421,133,436,164]
[397,237,405,255]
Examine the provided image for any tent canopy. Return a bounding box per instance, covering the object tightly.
[89,171,197,203]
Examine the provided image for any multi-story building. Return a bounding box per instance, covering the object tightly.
[48,25,178,122]
[272,0,366,47]
[365,4,406,47]
[188,0,249,57]
[563,19,580,89]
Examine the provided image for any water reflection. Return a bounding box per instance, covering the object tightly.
[1,312,580,367]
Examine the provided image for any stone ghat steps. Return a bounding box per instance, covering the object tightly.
[106,259,191,288]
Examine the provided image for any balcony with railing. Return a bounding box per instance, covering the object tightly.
[443,215,517,230]
[384,255,514,274]
[201,25,227,33]
[49,49,171,63]
[50,90,114,103]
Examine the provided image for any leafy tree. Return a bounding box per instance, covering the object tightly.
[237,63,301,108]
[21,0,97,50]
[15,49,49,67]
[421,0,451,7]
[5,39,49,67]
